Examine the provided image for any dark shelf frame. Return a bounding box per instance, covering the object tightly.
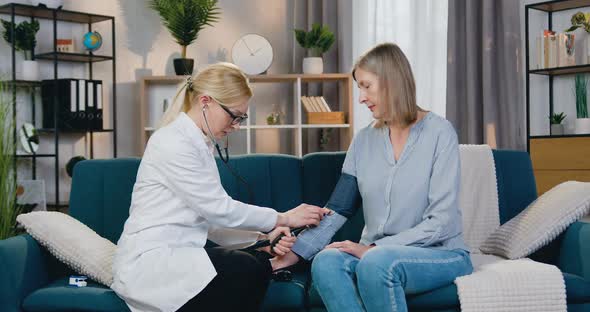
[528,64,590,76]
[525,0,590,152]
[35,52,113,63]
[1,3,117,210]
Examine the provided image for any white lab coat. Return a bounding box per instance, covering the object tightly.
[111,113,278,312]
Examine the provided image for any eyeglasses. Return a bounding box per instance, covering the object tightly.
[219,104,248,125]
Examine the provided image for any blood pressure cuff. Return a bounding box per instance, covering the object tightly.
[291,173,361,260]
[325,173,361,218]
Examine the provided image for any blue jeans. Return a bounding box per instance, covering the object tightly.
[311,245,473,312]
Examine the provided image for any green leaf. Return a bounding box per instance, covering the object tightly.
[149,0,220,50]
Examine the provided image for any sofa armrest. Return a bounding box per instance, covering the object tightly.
[0,234,51,312]
[557,221,590,280]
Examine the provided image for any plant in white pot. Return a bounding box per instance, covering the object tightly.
[549,112,566,135]
[1,19,40,81]
[574,74,590,134]
[294,23,335,74]
[150,0,220,75]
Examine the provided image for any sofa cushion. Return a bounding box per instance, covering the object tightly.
[491,150,537,224]
[70,158,140,244]
[217,154,303,212]
[480,181,590,259]
[16,212,115,286]
[22,278,129,312]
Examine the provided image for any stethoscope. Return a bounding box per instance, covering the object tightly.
[202,106,254,202]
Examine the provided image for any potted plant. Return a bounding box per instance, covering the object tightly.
[574,74,590,134]
[294,23,335,74]
[566,12,590,63]
[0,81,19,240]
[549,112,566,135]
[150,0,220,75]
[1,19,40,81]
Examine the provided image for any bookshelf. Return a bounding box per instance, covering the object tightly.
[525,0,590,194]
[139,73,353,157]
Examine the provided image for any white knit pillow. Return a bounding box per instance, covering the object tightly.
[16,211,115,286]
[480,181,590,259]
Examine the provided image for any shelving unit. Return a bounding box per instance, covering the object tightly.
[139,73,353,157]
[0,3,117,209]
[525,0,590,194]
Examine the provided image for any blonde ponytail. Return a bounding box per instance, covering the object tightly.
[158,62,253,128]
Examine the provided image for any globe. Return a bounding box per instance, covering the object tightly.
[83,31,103,51]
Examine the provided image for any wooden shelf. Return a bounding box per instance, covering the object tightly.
[2,80,42,87]
[0,3,112,23]
[38,128,114,133]
[15,153,56,158]
[35,52,113,63]
[530,133,590,139]
[139,74,354,157]
[527,0,590,12]
[143,73,352,84]
[528,64,590,76]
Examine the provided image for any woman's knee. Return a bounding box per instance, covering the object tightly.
[311,248,348,279]
[356,246,404,287]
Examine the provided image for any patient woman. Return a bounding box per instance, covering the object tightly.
[276,43,473,312]
[111,62,330,312]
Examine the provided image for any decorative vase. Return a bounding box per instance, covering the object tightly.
[550,124,564,135]
[173,58,194,75]
[303,57,323,74]
[575,118,590,134]
[21,60,39,81]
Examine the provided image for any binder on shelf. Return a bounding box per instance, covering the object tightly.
[42,79,80,130]
[41,79,103,131]
[94,81,104,130]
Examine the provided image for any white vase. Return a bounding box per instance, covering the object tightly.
[550,124,564,135]
[21,61,39,81]
[303,57,323,74]
[575,118,590,134]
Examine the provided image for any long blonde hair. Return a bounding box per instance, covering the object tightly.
[353,43,421,128]
[159,62,253,128]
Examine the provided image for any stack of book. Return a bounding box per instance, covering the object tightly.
[301,96,345,124]
[534,30,575,69]
[301,96,331,112]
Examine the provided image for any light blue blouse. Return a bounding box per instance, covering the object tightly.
[292,112,468,259]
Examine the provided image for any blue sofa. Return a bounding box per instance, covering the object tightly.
[1,151,589,312]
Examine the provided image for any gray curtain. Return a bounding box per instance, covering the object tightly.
[446,0,525,150]
[293,0,343,153]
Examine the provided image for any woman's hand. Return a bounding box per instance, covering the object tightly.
[325,240,374,259]
[276,204,332,228]
[259,227,296,256]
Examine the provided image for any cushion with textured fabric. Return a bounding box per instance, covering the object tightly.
[16,211,115,286]
[480,181,590,259]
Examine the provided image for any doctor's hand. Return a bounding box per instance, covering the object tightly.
[277,204,332,228]
[259,227,296,256]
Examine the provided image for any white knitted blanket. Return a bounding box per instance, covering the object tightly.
[455,145,566,312]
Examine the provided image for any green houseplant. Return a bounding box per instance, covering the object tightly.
[294,23,335,74]
[1,19,40,81]
[549,112,566,135]
[574,74,590,134]
[0,80,19,240]
[149,0,220,75]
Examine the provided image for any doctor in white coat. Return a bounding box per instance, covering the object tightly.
[112,63,330,312]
